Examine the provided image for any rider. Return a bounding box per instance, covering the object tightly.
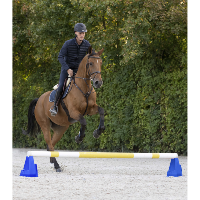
[50,23,91,116]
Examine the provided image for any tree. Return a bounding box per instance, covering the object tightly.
[13,0,187,155]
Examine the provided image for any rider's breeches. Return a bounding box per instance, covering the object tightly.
[57,70,69,94]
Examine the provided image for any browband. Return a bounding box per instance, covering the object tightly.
[88,56,101,59]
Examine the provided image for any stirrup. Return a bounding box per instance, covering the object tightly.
[49,106,58,116]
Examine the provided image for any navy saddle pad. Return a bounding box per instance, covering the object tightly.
[49,83,71,102]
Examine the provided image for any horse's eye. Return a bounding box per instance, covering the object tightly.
[90,63,93,66]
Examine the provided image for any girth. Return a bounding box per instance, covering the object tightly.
[60,100,77,123]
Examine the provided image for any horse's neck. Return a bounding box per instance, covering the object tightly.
[75,58,91,93]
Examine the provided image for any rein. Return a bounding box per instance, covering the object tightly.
[69,55,101,116]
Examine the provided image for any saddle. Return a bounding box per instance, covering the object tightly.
[49,77,72,103]
[53,75,71,90]
[49,77,77,123]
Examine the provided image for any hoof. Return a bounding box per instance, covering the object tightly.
[75,135,83,144]
[55,167,62,172]
[93,129,100,139]
[93,126,105,139]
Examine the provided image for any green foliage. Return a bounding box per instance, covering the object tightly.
[13,0,187,155]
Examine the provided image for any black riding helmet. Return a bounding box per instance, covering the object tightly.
[74,23,87,32]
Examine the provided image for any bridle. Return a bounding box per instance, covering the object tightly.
[86,55,101,79]
[68,55,102,116]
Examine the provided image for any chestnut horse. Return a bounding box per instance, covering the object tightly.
[25,47,105,172]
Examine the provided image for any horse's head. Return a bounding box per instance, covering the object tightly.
[87,46,104,89]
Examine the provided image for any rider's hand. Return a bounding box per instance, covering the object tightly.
[67,69,73,77]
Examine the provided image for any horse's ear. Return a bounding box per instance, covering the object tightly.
[97,48,104,56]
[88,46,92,54]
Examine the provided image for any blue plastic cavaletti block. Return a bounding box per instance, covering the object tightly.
[20,156,38,177]
[167,158,182,177]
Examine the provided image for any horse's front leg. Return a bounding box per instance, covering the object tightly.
[75,114,87,144]
[93,106,105,139]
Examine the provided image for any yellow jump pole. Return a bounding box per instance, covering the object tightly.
[27,151,178,159]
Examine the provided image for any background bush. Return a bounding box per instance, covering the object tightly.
[13,0,187,155]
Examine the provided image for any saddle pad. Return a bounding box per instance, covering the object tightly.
[49,82,71,102]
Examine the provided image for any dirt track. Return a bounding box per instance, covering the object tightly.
[13,148,187,200]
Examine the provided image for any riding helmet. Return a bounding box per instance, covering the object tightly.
[74,23,87,32]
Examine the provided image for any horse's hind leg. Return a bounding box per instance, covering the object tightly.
[46,145,60,170]
[48,123,69,172]
[35,116,61,171]
[37,118,54,151]
[37,118,60,170]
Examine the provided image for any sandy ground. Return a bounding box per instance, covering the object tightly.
[13,148,187,200]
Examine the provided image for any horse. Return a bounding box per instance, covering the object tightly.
[25,46,105,172]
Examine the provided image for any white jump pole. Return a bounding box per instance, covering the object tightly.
[20,151,182,177]
[27,151,178,159]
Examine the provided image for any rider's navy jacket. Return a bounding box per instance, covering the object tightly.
[58,37,91,73]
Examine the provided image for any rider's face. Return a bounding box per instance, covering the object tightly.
[75,32,85,41]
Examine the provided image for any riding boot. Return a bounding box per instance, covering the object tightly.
[50,90,61,116]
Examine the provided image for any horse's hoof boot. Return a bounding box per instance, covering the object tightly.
[93,129,100,139]
[75,135,83,144]
[56,168,62,172]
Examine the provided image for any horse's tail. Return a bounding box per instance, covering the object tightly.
[22,98,41,137]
